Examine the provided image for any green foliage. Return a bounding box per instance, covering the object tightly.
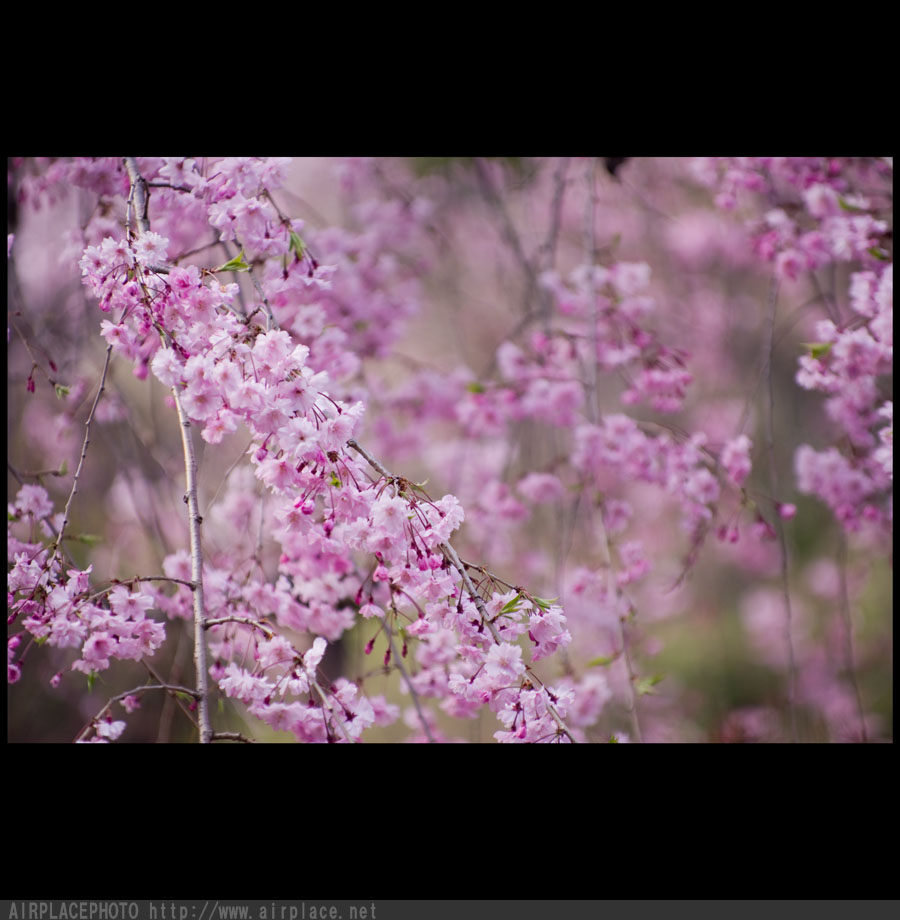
[588,654,619,667]
[802,342,833,360]
[289,230,306,259]
[213,249,250,273]
[500,592,524,615]
[635,673,666,696]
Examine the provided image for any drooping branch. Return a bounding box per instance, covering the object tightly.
[382,611,436,743]
[347,438,503,644]
[47,345,113,570]
[204,616,275,640]
[124,156,212,745]
[74,683,201,742]
[347,438,579,743]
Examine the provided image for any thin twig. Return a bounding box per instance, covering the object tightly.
[473,158,541,317]
[82,574,195,603]
[807,269,841,325]
[383,614,436,743]
[48,344,113,568]
[74,683,200,742]
[7,462,67,479]
[595,497,643,744]
[310,678,356,743]
[204,616,275,640]
[458,559,517,592]
[204,437,255,517]
[538,157,571,275]
[143,659,200,732]
[157,628,189,743]
[347,437,579,743]
[762,277,799,742]
[245,261,280,331]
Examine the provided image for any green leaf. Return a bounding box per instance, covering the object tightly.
[608,735,619,743]
[500,592,525,614]
[867,246,889,261]
[68,533,102,546]
[466,382,486,394]
[588,654,618,667]
[289,230,306,259]
[86,671,96,692]
[635,673,666,696]
[213,249,251,273]
[801,342,832,360]
[837,196,862,212]
[533,596,558,611]
[58,460,68,476]
[329,473,341,487]
[54,383,70,399]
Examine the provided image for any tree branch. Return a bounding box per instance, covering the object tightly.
[347,437,579,743]
[124,156,213,745]
[74,683,200,742]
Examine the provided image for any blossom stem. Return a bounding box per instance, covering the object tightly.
[49,344,113,569]
[595,497,643,743]
[310,678,355,743]
[125,156,213,745]
[382,613,436,742]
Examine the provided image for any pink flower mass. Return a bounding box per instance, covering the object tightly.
[7,156,892,743]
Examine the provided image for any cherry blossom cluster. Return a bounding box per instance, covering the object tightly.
[8,484,164,684]
[693,157,892,533]
[10,157,583,742]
